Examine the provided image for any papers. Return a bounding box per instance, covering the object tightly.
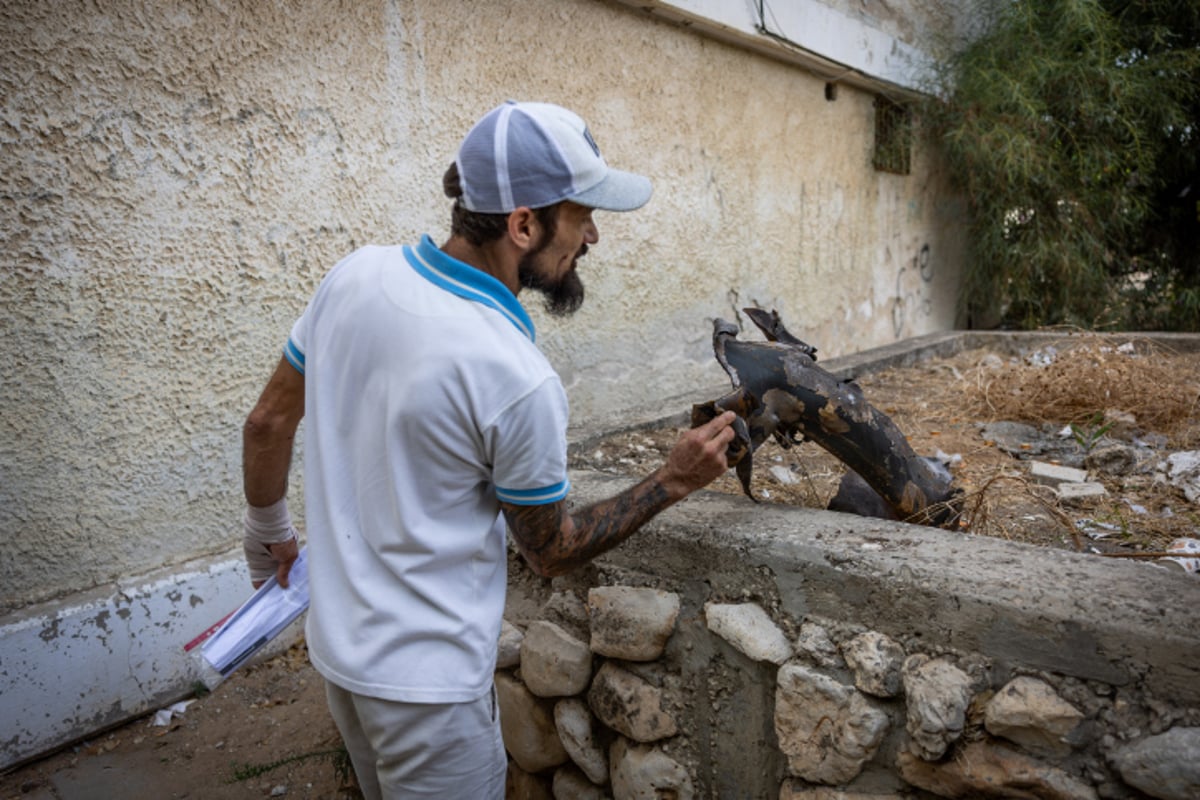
[199,547,310,676]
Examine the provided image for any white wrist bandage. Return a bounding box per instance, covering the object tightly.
[243,498,298,583]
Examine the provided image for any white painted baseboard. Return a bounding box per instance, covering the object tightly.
[0,550,305,770]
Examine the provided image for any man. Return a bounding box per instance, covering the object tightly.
[240,100,736,798]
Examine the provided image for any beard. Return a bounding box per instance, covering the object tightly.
[518,247,586,317]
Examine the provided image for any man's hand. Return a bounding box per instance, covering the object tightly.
[243,498,302,588]
[654,410,738,501]
[502,410,738,578]
[244,534,300,589]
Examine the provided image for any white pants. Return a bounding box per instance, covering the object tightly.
[325,681,507,799]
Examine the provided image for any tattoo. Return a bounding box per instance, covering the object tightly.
[503,476,673,577]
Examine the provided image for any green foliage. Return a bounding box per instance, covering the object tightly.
[924,0,1200,330]
[1069,412,1114,453]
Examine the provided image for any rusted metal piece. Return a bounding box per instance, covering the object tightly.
[692,308,960,527]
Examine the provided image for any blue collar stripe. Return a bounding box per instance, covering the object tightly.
[405,235,536,342]
[496,479,570,506]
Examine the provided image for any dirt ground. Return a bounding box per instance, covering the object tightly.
[574,339,1200,556]
[4,339,1197,799]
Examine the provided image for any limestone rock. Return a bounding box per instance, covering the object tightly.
[495,671,569,773]
[587,586,680,661]
[795,621,844,669]
[984,676,1084,757]
[774,663,889,785]
[521,620,593,698]
[842,631,905,698]
[902,654,974,761]
[1109,726,1200,800]
[587,661,678,743]
[609,738,694,800]
[553,763,610,800]
[897,740,1098,800]
[554,697,609,786]
[704,601,792,664]
[497,619,524,669]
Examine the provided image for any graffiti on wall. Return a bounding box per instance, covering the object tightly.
[891,243,933,339]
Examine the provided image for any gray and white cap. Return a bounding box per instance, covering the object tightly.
[455,101,653,214]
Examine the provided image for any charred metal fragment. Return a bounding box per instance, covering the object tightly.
[691,308,960,527]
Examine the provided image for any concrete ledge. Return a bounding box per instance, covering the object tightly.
[0,550,303,771]
[568,469,1200,704]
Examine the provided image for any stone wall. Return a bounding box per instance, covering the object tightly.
[493,469,1200,799]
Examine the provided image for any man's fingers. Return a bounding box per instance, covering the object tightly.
[695,409,736,437]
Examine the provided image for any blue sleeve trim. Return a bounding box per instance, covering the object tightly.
[496,479,570,506]
[284,338,305,375]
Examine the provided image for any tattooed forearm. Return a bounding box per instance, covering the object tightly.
[503,474,673,577]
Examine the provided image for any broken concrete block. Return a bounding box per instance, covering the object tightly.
[984,676,1085,757]
[520,620,593,698]
[1056,481,1107,502]
[1030,461,1090,486]
[587,662,678,743]
[587,586,680,661]
[704,602,792,665]
[774,663,889,785]
[902,654,975,761]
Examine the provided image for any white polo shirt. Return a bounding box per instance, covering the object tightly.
[285,235,570,703]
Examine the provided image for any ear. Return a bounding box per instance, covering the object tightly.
[506,207,541,252]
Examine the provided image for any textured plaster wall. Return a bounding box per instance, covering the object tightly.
[0,0,966,609]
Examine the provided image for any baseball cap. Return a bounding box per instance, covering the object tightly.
[455,101,652,214]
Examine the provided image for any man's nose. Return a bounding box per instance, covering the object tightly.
[584,218,599,245]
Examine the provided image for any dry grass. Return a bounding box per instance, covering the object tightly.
[960,334,1200,448]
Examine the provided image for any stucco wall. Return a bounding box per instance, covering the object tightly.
[0,0,966,610]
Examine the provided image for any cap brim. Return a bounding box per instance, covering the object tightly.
[568,169,653,212]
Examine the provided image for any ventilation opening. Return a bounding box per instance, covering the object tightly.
[873,95,912,175]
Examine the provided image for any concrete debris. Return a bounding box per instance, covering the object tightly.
[587,662,678,743]
[1057,481,1108,502]
[495,671,568,774]
[902,654,974,761]
[553,698,609,786]
[1083,441,1140,475]
[841,631,905,698]
[769,465,800,485]
[1030,461,1090,487]
[521,621,593,698]
[897,740,1099,800]
[704,602,792,665]
[1108,726,1200,800]
[984,676,1085,757]
[587,586,680,662]
[609,738,694,800]
[774,663,889,785]
[1160,451,1200,503]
